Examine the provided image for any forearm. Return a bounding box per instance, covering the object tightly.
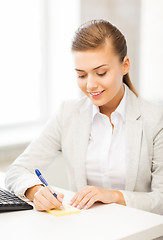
[121,190,163,214]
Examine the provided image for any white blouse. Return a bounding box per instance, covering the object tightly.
[86,85,127,191]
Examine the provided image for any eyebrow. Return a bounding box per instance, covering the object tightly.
[75,64,109,72]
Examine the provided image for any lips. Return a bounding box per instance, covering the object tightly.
[88,90,105,98]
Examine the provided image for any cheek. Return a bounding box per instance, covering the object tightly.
[77,79,86,92]
[106,71,123,87]
[102,75,116,88]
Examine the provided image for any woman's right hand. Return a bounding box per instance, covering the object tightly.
[25,185,64,211]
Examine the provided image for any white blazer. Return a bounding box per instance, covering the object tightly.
[5,85,163,215]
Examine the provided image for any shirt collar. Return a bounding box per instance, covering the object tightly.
[92,84,127,122]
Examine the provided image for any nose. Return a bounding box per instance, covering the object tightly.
[87,75,98,92]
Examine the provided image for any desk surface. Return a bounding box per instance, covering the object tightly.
[0,171,163,240]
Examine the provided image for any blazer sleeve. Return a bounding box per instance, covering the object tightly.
[5,102,64,197]
[122,117,163,215]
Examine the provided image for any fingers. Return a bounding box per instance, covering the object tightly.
[33,186,64,211]
[83,194,98,209]
[69,187,121,210]
[55,191,64,203]
[70,186,92,204]
[69,186,98,210]
[76,191,97,210]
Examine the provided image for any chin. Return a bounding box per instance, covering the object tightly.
[90,99,106,107]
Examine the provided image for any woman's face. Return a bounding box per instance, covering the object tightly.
[73,41,130,114]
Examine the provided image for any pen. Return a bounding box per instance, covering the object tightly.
[35,169,57,198]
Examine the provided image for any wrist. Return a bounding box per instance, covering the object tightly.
[113,190,126,206]
[25,185,43,201]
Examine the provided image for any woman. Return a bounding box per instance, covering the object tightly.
[5,20,163,214]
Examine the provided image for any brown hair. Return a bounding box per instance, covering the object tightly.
[72,19,138,97]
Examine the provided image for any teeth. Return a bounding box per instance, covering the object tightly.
[91,91,103,96]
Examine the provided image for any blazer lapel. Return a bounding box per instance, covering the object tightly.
[125,88,142,191]
[125,120,142,190]
[72,99,92,191]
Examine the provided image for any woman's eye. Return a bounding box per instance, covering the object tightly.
[78,75,86,79]
[97,72,106,77]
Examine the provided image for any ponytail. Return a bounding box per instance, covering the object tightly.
[123,73,138,97]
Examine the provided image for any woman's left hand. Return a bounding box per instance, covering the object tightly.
[69,185,126,210]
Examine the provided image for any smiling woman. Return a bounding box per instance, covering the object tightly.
[5,19,163,215]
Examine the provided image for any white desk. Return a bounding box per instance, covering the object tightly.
[0,171,163,240]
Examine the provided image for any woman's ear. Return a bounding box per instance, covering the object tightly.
[122,56,130,75]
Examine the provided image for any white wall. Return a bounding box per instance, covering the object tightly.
[46,0,80,115]
[139,0,163,104]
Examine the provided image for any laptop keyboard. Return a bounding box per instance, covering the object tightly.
[0,188,33,212]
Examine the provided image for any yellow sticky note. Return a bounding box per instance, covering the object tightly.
[46,204,80,217]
